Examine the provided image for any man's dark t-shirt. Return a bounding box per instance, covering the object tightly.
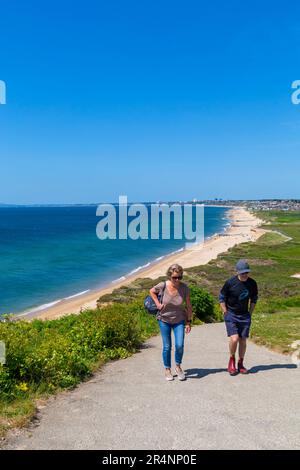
[219,276,258,315]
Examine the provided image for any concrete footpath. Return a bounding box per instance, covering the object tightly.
[2,323,300,450]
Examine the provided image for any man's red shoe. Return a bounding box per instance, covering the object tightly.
[228,356,237,375]
[238,358,248,374]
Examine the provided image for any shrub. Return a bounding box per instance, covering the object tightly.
[0,297,159,403]
[189,285,217,322]
[0,365,15,400]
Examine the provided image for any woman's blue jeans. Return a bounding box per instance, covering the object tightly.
[158,320,185,368]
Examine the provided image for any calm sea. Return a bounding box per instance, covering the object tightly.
[0,204,230,314]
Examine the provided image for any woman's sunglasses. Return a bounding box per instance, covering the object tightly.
[171,276,183,280]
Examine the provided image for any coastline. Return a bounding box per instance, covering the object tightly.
[16,206,265,321]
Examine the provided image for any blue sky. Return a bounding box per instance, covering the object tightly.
[0,0,300,204]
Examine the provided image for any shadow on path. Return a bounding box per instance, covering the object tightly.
[139,343,156,350]
[184,364,298,378]
[249,364,298,374]
[185,368,227,379]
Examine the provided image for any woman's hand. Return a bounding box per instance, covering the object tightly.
[157,303,165,311]
[185,324,191,334]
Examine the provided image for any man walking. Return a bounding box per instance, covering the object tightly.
[219,259,258,375]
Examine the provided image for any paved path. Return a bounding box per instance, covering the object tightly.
[2,323,300,450]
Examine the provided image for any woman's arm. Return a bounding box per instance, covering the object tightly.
[185,292,192,333]
[185,293,193,322]
[149,287,164,310]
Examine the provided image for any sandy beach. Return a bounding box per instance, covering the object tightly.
[19,206,265,321]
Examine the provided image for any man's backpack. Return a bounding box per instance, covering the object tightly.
[144,282,166,315]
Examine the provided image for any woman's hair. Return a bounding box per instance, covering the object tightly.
[166,263,184,279]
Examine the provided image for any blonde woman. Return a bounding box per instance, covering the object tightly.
[149,264,192,381]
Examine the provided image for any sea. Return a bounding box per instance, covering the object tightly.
[0,204,231,315]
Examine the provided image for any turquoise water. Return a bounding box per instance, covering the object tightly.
[0,205,230,314]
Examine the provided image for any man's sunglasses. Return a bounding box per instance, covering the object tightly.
[171,276,183,280]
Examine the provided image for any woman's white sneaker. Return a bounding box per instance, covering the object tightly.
[175,367,186,381]
[165,369,174,381]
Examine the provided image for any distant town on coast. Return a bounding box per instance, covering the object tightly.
[190,199,300,211]
[1,199,299,211]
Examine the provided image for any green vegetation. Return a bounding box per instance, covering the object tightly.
[251,309,300,353]
[1,209,299,438]
[98,210,300,355]
[0,282,218,436]
[189,285,222,323]
[185,210,300,353]
[0,297,158,437]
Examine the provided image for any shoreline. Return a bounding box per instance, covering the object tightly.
[16,206,265,321]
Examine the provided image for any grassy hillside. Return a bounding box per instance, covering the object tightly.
[98,210,300,354]
[1,210,299,439]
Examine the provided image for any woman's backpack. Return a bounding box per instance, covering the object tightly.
[144,282,166,315]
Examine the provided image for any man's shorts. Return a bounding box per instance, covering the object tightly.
[224,311,251,338]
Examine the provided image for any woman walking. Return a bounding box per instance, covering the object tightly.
[149,264,192,381]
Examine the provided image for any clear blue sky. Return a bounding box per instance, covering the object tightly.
[1,0,300,204]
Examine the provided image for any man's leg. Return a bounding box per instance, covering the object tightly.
[237,315,251,374]
[238,338,249,374]
[228,334,239,375]
[224,312,239,375]
[238,337,247,359]
[229,334,239,356]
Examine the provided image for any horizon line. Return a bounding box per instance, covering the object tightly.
[0,198,299,207]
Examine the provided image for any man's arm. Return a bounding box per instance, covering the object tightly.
[219,301,227,315]
[219,281,229,315]
[249,280,258,315]
[249,302,256,315]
